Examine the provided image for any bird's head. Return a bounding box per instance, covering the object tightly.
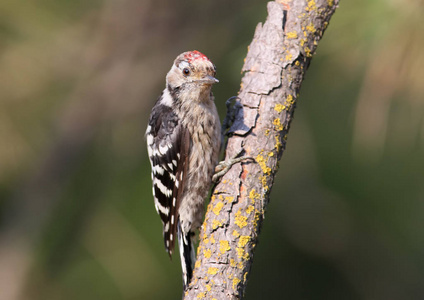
[166,51,218,99]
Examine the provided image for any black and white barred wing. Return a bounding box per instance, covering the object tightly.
[146,103,189,256]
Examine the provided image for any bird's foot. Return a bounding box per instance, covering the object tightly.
[212,152,254,182]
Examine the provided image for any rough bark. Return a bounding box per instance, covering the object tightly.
[184,0,339,299]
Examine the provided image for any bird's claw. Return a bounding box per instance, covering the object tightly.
[212,155,255,182]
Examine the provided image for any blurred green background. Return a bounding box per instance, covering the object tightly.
[1,0,423,299]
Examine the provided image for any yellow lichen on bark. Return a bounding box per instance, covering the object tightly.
[256,153,272,175]
[284,94,295,109]
[235,210,248,229]
[212,201,224,216]
[286,31,298,39]
[275,134,283,152]
[232,278,241,291]
[219,240,231,254]
[273,118,284,131]
[249,189,260,200]
[246,205,254,215]
[274,103,286,113]
[204,249,212,259]
[212,219,223,229]
[306,23,316,33]
[225,196,234,202]
[195,260,201,269]
[208,267,218,275]
[238,236,251,248]
[230,259,236,267]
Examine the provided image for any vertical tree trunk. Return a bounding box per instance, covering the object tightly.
[185,0,339,299]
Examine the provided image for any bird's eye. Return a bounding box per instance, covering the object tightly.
[182,68,190,76]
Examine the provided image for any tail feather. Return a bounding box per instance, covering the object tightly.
[178,223,195,290]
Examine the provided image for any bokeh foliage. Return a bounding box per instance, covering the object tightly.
[0,0,423,299]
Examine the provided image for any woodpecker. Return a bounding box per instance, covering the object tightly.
[146,51,221,290]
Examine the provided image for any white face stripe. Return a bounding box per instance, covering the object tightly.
[178,61,190,70]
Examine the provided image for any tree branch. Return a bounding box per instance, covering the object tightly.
[185,0,339,299]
